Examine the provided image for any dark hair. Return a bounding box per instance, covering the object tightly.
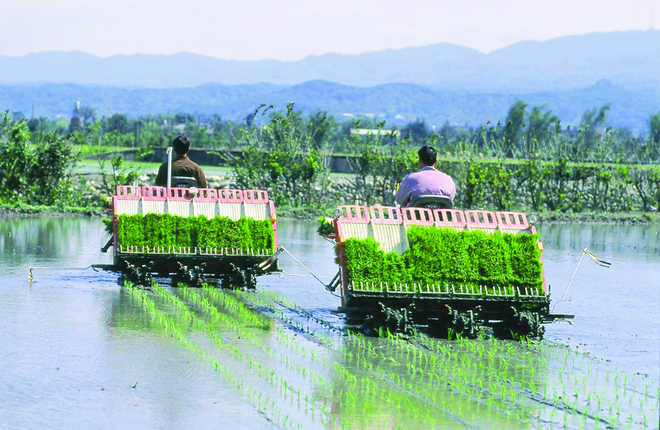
[172,135,190,155]
[418,145,437,166]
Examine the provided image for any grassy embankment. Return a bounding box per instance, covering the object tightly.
[100,159,659,224]
[4,154,657,224]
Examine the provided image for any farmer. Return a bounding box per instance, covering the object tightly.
[394,145,456,207]
[155,134,208,188]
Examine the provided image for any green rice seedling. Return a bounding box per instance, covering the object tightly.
[201,283,272,329]
[149,285,341,428]
[117,213,275,252]
[133,277,660,430]
[342,225,544,295]
[344,334,529,424]
[178,287,336,399]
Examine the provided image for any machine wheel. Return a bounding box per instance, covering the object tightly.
[221,263,257,290]
[494,307,545,340]
[122,260,154,287]
[440,305,480,339]
[362,302,416,336]
[172,262,206,288]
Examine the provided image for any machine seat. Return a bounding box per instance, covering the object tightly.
[171,176,198,188]
[407,194,453,209]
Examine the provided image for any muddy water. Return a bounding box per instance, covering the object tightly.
[538,223,660,380]
[0,216,658,429]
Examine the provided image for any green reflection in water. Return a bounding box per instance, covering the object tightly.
[1,216,657,428]
[0,216,107,269]
[538,222,660,258]
[112,280,659,430]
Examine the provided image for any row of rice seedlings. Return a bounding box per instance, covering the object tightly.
[245,286,660,429]
[331,357,490,429]
[124,281,203,352]
[291,327,474,429]
[430,334,549,394]
[351,328,585,427]
[127,281,302,429]
[149,280,200,328]
[492,337,660,428]
[253,289,562,427]
[200,283,272,329]
[545,341,637,389]
[174,285,299,362]
[176,284,355,428]
[231,288,621,429]
[125,281,339,430]
[430,334,620,427]
[127,280,317,427]
[128,280,660,429]
[410,330,658,428]
[240,290,530,428]
[343,329,543,427]
[538,341,659,429]
[231,289,339,348]
[173,283,293,357]
[272,325,329,368]
[172,285,308,372]
[214,289,484,427]
[259,290,343,333]
[174,284,346,408]
[258,294,338,343]
[142,287,340,426]
[548,340,658,402]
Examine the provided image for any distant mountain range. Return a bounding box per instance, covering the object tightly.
[0,30,658,130]
[2,79,658,131]
[1,30,659,91]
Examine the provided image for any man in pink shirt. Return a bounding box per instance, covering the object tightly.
[395,145,456,207]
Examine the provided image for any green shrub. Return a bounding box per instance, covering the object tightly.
[317,216,334,236]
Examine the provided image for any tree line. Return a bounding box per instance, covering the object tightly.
[1,101,659,213]
[15,100,660,164]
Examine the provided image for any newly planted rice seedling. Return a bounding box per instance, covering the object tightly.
[124,280,341,430]
[120,279,659,430]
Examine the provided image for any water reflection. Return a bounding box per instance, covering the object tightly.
[536,223,659,383]
[0,216,111,274]
[0,216,657,429]
[329,335,549,429]
[538,222,660,260]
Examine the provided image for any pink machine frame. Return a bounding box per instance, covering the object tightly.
[112,185,278,256]
[332,205,545,307]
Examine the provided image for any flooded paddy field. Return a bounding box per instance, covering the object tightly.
[0,216,658,429]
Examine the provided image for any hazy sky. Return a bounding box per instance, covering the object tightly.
[2,0,659,60]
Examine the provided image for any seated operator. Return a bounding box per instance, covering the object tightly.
[394,145,456,207]
[155,135,208,188]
